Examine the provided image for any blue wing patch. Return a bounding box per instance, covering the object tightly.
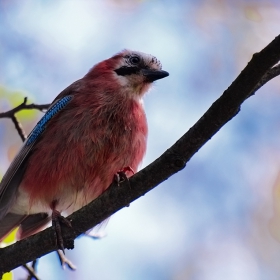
[26,95,73,146]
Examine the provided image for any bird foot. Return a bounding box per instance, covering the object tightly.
[52,210,72,253]
[114,166,134,186]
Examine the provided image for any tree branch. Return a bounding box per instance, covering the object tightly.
[1,34,280,273]
[252,63,280,93]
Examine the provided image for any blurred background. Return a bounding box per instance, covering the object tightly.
[1,0,280,279]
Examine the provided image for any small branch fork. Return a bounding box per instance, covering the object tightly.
[252,63,280,94]
[0,97,50,118]
[0,97,50,142]
[1,35,280,275]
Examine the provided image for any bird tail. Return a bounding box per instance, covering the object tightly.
[17,213,51,240]
[0,212,51,242]
[0,213,26,241]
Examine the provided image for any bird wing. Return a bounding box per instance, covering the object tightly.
[0,94,74,220]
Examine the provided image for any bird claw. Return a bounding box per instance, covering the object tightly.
[114,172,125,186]
[52,210,72,253]
[114,166,134,186]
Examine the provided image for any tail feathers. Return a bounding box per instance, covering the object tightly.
[0,213,26,241]
[18,213,50,240]
[0,212,50,242]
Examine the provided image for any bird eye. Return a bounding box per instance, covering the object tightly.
[129,55,140,65]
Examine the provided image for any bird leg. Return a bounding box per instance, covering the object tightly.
[51,201,72,253]
[114,166,134,186]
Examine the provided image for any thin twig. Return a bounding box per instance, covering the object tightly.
[0,97,50,119]
[22,264,40,280]
[31,260,37,271]
[0,97,50,141]
[56,250,77,270]
[11,115,26,142]
[26,260,39,280]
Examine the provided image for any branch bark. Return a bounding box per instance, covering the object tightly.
[1,35,280,273]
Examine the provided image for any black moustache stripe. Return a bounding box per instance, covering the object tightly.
[114,66,140,76]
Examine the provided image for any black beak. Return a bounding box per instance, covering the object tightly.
[141,69,169,82]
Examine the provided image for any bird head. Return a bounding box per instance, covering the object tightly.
[113,50,169,97]
[86,50,169,98]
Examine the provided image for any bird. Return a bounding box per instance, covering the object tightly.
[0,50,169,249]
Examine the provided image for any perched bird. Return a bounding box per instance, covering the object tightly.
[0,50,169,247]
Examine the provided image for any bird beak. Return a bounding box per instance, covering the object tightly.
[141,69,169,82]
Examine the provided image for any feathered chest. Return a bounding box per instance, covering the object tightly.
[69,96,147,154]
[22,95,148,205]
[31,95,148,170]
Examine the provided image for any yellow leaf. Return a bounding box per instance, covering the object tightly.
[3,228,18,243]
[2,272,13,280]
